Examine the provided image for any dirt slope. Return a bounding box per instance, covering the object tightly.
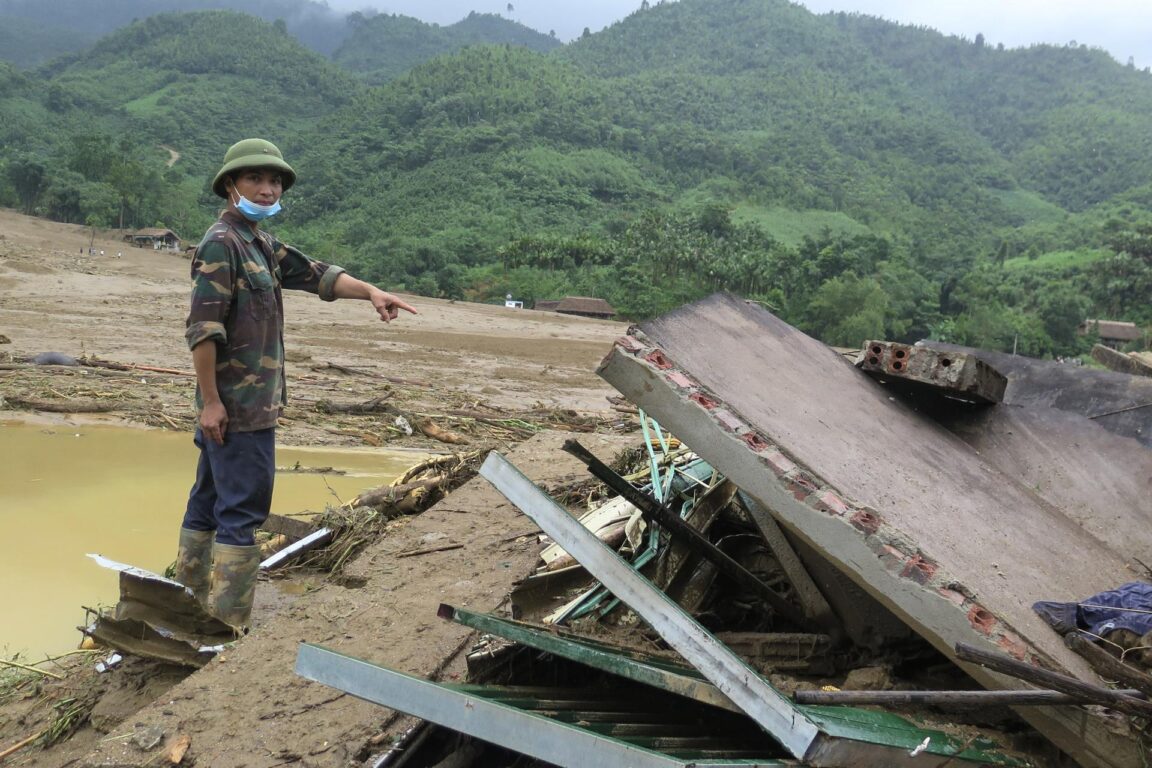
[0,208,629,445]
[0,208,634,766]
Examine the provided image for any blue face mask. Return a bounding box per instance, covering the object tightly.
[235,194,282,222]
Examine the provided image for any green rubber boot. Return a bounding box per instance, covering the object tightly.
[207,543,262,630]
[174,528,214,604]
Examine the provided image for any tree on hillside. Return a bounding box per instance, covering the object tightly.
[801,273,888,347]
[1092,220,1152,322]
[6,154,46,215]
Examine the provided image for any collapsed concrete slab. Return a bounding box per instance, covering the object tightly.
[857,341,1007,403]
[925,341,1152,448]
[937,403,1152,567]
[598,293,1152,768]
[1090,344,1152,378]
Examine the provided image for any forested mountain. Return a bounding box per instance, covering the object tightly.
[334,12,562,84]
[0,0,350,56]
[833,13,1152,212]
[0,14,95,68]
[0,0,561,66]
[1,0,1150,356]
[3,11,363,237]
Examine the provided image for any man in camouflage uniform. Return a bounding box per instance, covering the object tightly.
[174,138,416,630]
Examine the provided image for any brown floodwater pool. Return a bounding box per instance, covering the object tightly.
[0,420,426,656]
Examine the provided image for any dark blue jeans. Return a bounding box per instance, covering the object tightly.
[182,427,275,546]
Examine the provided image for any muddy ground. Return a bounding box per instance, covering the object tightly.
[0,208,632,445]
[0,208,636,767]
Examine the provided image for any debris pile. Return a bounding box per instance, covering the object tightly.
[296,293,1152,767]
[0,353,196,429]
[298,450,490,573]
[0,353,637,445]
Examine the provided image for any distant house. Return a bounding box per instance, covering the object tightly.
[1079,319,1144,349]
[126,228,181,251]
[534,296,617,320]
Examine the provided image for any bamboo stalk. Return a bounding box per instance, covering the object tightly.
[0,658,64,679]
[127,364,195,376]
[955,641,1152,718]
[396,543,464,559]
[0,729,45,761]
[313,361,429,387]
[794,688,1147,706]
[37,649,100,664]
[1065,631,1152,699]
[3,398,119,414]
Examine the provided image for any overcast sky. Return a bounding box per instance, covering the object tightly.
[328,0,1151,69]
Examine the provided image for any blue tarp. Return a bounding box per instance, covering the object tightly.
[1034,582,1152,637]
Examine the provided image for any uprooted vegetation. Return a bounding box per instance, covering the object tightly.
[0,353,636,448]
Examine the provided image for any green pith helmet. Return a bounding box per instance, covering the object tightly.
[211,138,297,198]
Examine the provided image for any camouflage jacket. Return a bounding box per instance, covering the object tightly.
[185,210,345,431]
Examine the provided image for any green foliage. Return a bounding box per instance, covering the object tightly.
[5,152,46,214]
[801,273,888,348]
[729,205,872,247]
[1090,220,1152,324]
[0,10,364,231]
[48,11,361,120]
[0,0,352,58]
[0,0,1150,355]
[334,11,561,84]
[988,189,1068,227]
[0,13,94,68]
[953,302,1053,357]
[1002,249,1107,271]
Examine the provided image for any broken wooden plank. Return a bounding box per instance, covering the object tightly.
[735,492,841,638]
[1064,631,1152,699]
[396,543,463,559]
[955,642,1152,719]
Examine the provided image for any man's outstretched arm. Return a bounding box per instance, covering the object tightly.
[331,273,418,323]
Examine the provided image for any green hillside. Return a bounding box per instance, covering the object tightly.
[0,0,564,67]
[832,13,1152,211]
[0,0,350,56]
[2,11,363,237]
[334,12,562,84]
[0,14,95,68]
[1,0,1150,356]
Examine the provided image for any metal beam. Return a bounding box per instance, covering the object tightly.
[439,603,743,713]
[479,453,1021,768]
[478,451,822,759]
[295,643,784,768]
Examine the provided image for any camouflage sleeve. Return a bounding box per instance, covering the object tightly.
[184,239,233,350]
[274,241,345,302]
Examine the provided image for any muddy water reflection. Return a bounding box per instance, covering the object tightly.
[0,421,425,656]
